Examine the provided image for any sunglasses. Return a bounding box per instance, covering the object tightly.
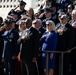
[33,22,37,24]
[60,18,65,20]
[46,24,50,26]
[58,16,61,17]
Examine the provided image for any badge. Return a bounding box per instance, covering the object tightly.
[9,33,13,38]
[9,39,12,42]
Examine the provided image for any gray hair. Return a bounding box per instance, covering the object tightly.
[72,9,76,15]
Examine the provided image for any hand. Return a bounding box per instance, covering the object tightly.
[13,5,19,10]
[50,53,53,59]
[38,53,41,57]
[57,28,63,33]
[21,36,29,40]
[2,59,5,63]
[32,57,37,63]
[42,34,49,38]
[12,56,17,59]
[0,26,5,31]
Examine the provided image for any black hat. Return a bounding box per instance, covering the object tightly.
[4,19,16,26]
[51,3,58,8]
[20,1,26,6]
[44,7,53,13]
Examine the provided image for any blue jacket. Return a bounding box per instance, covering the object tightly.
[40,31,58,57]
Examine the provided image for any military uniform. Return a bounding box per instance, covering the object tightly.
[16,1,27,15]
[2,20,19,75]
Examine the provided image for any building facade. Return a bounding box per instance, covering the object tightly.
[0,0,43,19]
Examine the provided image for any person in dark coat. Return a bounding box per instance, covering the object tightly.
[42,7,54,27]
[2,20,19,75]
[18,18,40,75]
[0,17,5,75]
[32,19,45,38]
[32,19,45,75]
[51,3,59,24]
[8,1,27,16]
[56,14,75,75]
[69,9,76,75]
[16,1,27,15]
[8,11,20,30]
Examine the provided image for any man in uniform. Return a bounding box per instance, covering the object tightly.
[2,20,19,75]
[8,1,27,19]
[16,1,27,15]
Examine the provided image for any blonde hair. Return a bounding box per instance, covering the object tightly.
[19,20,26,31]
[46,20,56,32]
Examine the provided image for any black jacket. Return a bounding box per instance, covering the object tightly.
[20,27,40,61]
[56,23,75,51]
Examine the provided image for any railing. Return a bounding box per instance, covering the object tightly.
[42,47,76,75]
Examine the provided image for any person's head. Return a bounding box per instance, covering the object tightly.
[51,3,58,12]
[60,14,68,24]
[72,21,76,27]
[46,20,56,32]
[44,0,51,7]
[71,9,76,20]
[19,20,26,31]
[25,18,32,28]
[32,19,42,29]
[27,8,34,18]
[0,17,3,25]
[67,4,74,13]
[44,8,53,18]
[58,12,65,21]
[4,20,15,30]
[19,1,26,10]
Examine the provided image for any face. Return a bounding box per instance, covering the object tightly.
[51,6,56,12]
[11,23,15,28]
[5,22,15,30]
[27,8,34,16]
[45,1,51,6]
[71,14,76,20]
[58,13,65,21]
[33,21,40,28]
[20,5,25,10]
[60,17,67,24]
[67,6,72,12]
[19,21,26,31]
[45,12,52,18]
[46,22,52,32]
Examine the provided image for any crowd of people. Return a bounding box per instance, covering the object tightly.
[0,0,76,75]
